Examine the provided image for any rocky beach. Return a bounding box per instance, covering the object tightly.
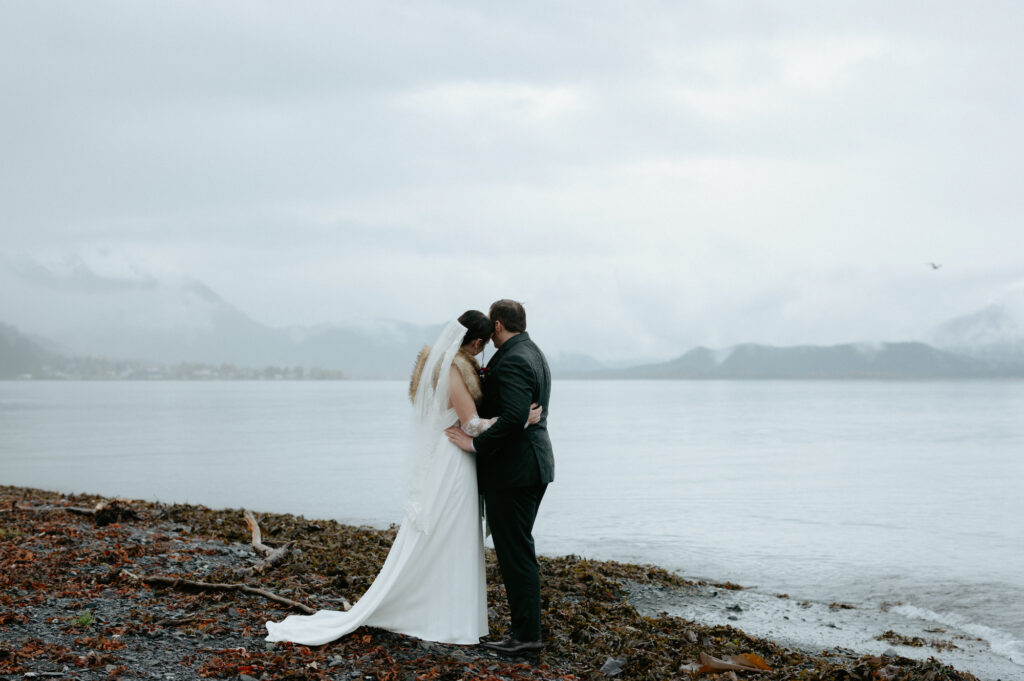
[0,485,988,680]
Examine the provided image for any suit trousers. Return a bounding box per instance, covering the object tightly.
[484,484,547,642]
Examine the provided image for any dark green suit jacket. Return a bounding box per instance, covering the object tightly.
[473,332,555,493]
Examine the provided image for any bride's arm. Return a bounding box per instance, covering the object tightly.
[449,366,495,436]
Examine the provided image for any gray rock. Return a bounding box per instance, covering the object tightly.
[599,656,626,676]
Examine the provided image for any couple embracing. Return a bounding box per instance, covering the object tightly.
[266,299,555,655]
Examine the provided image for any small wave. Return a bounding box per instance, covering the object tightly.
[892,603,1024,666]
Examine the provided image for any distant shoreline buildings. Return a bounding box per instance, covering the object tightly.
[3,350,348,382]
[10,358,346,381]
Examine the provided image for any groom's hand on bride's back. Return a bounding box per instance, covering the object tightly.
[445,426,475,452]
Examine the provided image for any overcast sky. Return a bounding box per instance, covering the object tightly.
[2,1,1023,360]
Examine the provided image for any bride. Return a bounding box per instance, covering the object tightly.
[264,311,541,645]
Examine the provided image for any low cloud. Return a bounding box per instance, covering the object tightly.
[2,2,1022,361]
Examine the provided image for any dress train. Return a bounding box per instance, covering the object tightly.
[265,428,487,645]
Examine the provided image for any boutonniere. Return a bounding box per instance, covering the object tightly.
[477,366,490,381]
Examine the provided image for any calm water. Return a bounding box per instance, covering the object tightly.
[2,380,1022,670]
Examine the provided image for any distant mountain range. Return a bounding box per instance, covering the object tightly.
[0,258,445,378]
[0,315,438,378]
[566,341,1024,380]
[4,320,1023,380]
[2,257,1024,380]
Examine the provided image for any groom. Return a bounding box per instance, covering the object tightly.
[446,299,555,654]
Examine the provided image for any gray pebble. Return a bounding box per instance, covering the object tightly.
[599,656,626,676]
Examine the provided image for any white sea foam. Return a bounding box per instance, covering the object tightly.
[632,583,1024,681]
[893,604,1024,666]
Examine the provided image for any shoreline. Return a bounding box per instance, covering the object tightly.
[625,581,1021,681]
[0,485,993,680]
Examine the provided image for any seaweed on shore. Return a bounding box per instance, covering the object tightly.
[876,630,959,653]
[1,486,981,680]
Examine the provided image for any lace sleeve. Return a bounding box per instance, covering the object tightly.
[461,416,497,437]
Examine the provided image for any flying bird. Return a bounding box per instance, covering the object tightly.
[929,262,943,270]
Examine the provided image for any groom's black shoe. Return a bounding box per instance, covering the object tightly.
[482,637,543,655]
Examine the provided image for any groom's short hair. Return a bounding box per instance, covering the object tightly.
[489,299,526,333]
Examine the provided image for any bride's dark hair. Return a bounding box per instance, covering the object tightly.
[458,310,493,347]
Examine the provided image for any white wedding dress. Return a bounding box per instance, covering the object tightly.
[265,321,488,645]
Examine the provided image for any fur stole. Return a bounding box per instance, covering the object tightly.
[408,346,483,407]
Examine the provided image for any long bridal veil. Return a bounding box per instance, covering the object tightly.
[264,317,488,645]
[405,319,465,534]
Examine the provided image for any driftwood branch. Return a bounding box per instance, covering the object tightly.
[1,502,82,514]
[262,539,322,550]
[235,510,293,577]
[244,509,270,554]
[2,496,138,517]
[0,501,138,525]
[239,510,351,611]
[65,500,140,526]
[65,506,100,516]
[121,569,316,615]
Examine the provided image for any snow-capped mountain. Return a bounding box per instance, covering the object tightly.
[0,257,441,378]
[569,341,1020,379]
[933,289,1024,366]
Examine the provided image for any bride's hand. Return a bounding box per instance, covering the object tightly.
[527,403,543,425]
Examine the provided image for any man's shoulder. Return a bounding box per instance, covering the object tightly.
[519,336,547,362]
[504,334,542,357]
[501,338,548,374]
